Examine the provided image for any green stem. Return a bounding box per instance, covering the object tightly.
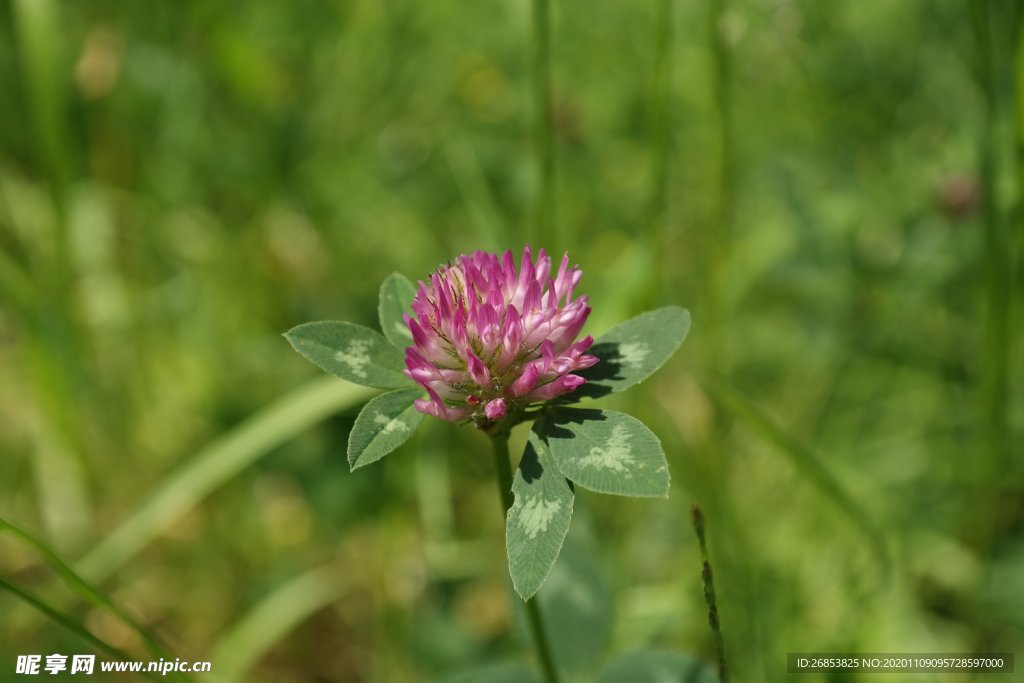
[1017,5,1024,220]
[970,0,1011,477]
[523,598,559,683]
[490,433,561,683]
[650,0,673,225]
[707,0,734,376]
[650,0,675,303]
[708,0,734,241]
[692,504,729,683]
[967,1,1015,564]
[491,432,515,512]
[532,0,555,246]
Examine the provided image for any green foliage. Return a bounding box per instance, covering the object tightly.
[439,662,541,683]
[506,429,574,600]
[542,408,670,498]
[211,567,344,683]
[2,0,1022,681]
[598,650,718,683]
[535,519,613,677]
[76,378,374,583]
[0,517,191,683]
[705,380,890,581]
[378,272,418,349]
[0,576,160,680]
[285,321,410,389]
[348,388,424,470]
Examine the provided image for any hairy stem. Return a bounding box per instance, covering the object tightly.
[490,433,561,683]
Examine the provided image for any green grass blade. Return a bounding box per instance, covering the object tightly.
[649,0,673,226]
[76,377,375,583]
[970,0,1012,481]
[0,576,167,683]
[0,517,191,683]
[12,0,72,202]
[210,566,345,682]
[704,380,891,582]
[531,0,555,246]
[445,141,506,251]
[0,247,34,314]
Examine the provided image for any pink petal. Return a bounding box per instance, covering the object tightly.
[466,350,492,389]
[509,363,540,396]
[523,374,586,402]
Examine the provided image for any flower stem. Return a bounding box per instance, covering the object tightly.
[692,504,729,683]
[490,433,561,683]
[491,431,516,512]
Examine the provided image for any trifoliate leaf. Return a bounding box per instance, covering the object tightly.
[378,272,418,349]
[285,321,409,389]
[542,408,670,497]
[506,427,574,600]
[348,389,424,470]
[579,306,691,397]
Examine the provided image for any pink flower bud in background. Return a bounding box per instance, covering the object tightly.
[404,247,598,424]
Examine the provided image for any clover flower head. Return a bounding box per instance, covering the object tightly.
[403,247,598,425]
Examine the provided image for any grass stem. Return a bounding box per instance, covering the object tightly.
[649,0,675,303]
[969,0,1012,517]
[706,0,735,376]
[532,0,555,246]
[650,0,673,226]
[692,504,729,683]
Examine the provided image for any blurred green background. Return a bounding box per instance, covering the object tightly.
[1,0,1022,681]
